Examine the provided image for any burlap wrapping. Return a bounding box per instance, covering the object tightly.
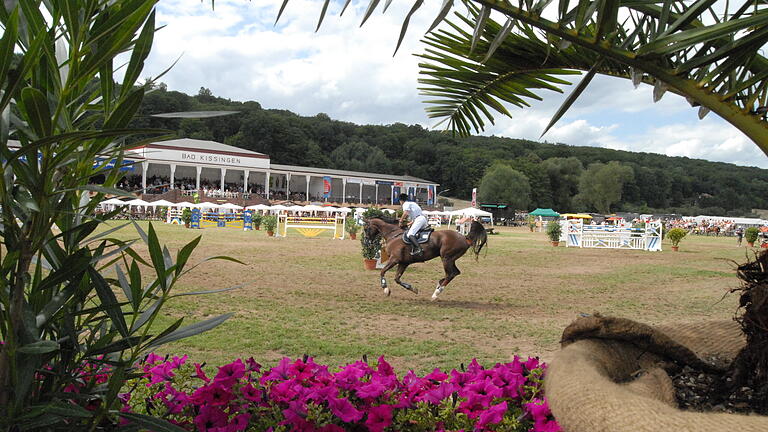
[545,314,768,432]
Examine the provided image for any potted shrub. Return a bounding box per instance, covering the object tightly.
[361,231,380,270]
[181,208,192,228]
[345,215,360,240]
[745,227,760,247]
[667,227,687,251]
[252,213,263,230]
[546,220,562,246]
[527,215,536,232]
[263,215,278,236]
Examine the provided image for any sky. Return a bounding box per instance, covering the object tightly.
[140,0,768,169]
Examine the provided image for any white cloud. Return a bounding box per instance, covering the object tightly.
[141,1,768,169]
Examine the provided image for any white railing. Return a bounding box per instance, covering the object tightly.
[561,220,663,251]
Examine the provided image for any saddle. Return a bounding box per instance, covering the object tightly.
[402,227,434,244]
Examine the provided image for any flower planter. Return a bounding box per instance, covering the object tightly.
[363,258,377,270]
[254,226,260,231]
[546,315,768,432]
[671,245,679,251]
[349,233,357,240]
[267,231,274,237]
[184,223,190,228]
[748,241,755,247]
[551,241,559,247]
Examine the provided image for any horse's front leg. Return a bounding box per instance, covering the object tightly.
[394,263,417,294]
[379,259,398,297]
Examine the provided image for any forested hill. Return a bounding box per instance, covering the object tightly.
[130,85,768,217]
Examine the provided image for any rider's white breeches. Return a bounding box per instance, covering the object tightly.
[407,215,428,236]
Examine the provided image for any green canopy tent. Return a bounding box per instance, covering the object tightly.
[529,208,560,217]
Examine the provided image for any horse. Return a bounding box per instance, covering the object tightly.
[363,217,487,300]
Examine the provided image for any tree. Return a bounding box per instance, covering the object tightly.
[576,161,635,214]
[477,163,531,210]
[542,157,583,211]
[330,140,392,173]
[277,0,768,156]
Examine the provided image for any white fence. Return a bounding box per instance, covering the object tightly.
[560,220,662,251]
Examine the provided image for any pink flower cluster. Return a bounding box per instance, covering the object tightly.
[128,354,561,432]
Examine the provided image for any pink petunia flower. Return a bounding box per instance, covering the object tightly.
[194,406,228,432]
[356,380,387,399]
[327,396,364,423]
[215,359,246,386]
[365,404,393,432]
[241,383,263,403]
[425,368,449,382]
[193,362,211,382]
[421,382,458,405]
[475,401,507,431]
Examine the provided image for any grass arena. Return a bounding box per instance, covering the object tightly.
[103,221,750,374]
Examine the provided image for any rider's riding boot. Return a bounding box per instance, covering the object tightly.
[408,235,423,255]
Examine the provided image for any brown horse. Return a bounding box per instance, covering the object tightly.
[363,217,487,300]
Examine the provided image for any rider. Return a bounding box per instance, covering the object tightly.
[399,193,427,255]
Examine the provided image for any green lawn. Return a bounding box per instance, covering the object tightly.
[105,222,751,373]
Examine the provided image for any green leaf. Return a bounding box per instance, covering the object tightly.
[88,267,130,338]
[85,336,143,356]
[542,59,601,137]
[18,340,59,354]
[316,0,330,32]
[118,412,189,432]
[174,235,202,277]
[147,313,232,348]
[360,0,381,27]
[19,87,52,137]
[275,0,290,25]
[394,0,424,55]
[426,0,454,35]
[122,10,156,98]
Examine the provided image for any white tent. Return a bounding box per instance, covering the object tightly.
[219,202,243,211]
[102,198,127,205]
[174,201,195,208]
[195,202,220,209]
[287,205,305,213]
[246,204,270,210]
[270,204,289,214]
[149,199,175,207]
[125,198,150,207]
[450,207,494,226]
[304,204,326,212]
[335,207,352,213]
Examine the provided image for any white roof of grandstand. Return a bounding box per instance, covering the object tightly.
[137,138,267,158]
[269,163,437,185]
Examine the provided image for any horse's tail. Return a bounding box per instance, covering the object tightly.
[466,221,488,260]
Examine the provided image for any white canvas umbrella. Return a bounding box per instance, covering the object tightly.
[125,198,149,207]
[270,204,289,214]
[304,204,326,212]
[219,202,243,211]
[174,201,195,208]
[149,199,174,207]
[246,204,270,210]
[335,207,352,213]
[287,205,305,213]
[102,198,127,205]
[195,202,220,209]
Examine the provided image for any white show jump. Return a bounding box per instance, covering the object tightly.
[277,214,346,239]
[560,219,662,251]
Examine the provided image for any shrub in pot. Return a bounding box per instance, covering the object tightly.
[361,231,381,270]
[746,227,760,247]
[527,215,536,232]
[181,207,193,228]
[252,213,263,230]
[263,215,278,236]
[546,220,562,246]
[345,215,360,239]
[667,227,687,251]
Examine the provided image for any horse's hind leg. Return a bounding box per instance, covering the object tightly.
[432,256,461,301]
[379,260,398,297]
[394,263,418,294]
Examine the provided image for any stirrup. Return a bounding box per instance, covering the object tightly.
[410,247,423,256]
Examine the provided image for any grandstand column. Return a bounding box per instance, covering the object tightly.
[196,166,201,190]
[342,178,346,204]
[170,164,176,189]
[243,170,249,192]
[141,162,148,191]
[375,183,379,204]
[359,182,363,204]
[220,168,226,191]
[286,173,291,198]
[306,175,310,202]
[265,172,270,200]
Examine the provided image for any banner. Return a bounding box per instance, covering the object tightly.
[362,179,376,186]
[376,180,394,186]
[322,176,332,198]
[346,178,361,184]
[427,185,435,205]
[392,186,401,204]
[472,188,477,208]
[408,186,416,201]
